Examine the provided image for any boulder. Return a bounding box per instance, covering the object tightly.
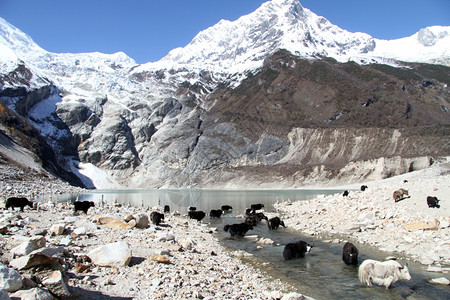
[0,263,22,292]
[11,236,46,257]
[123,214,134,222]
[0,288,9,300]
[179,239,194,250]
[427,277,450,285]
[72,227,86,237]
[0,226,8,235]
[9,247,64,270]
[11,287,55,300]
[87,242,131,267]
[30,228,48,236]
[49,224,65,236]
[94,215,130,229]
[135,214,149,228]
[42,271,71,298]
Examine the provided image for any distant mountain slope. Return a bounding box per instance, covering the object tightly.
[0,0,449,188]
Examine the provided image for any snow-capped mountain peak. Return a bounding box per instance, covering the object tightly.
[134,0,449,75]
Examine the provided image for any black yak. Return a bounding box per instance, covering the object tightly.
[150,211,165,225]
[6,197,33,212]
[267,216,286,230]
[221,205,233,212]
[188,210,206,221]
[163,205,170,213]
[342,242,359,265]
[209,209,223,218]
[74,201,95,214]
[427,196,440,208]
[283,241,314,260]
[223,223,253,237]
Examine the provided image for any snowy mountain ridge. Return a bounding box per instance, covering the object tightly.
[136,0,449,75]
[0,0,449,189]
[1,0,449,98]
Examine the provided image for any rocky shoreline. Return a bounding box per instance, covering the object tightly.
[0,166,307,300]
[275,159,450,268]
[1,160,450,299]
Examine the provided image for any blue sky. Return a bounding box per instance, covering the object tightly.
[1,0,449,64]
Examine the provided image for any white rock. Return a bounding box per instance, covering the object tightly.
[157,233,175,242]
[11,236,46,257]
[427,277,450,285]
[0,263,22,292]
[63,216,79,224]
[10,287,55,300]
[281,292,305,300]
[87,242,131,267]
[73,227,86,236]
[49,224,65,236]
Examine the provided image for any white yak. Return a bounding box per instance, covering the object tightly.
[358,259,411,289]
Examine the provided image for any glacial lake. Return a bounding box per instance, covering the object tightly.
[46,188,345,213]
[43,188,450,299]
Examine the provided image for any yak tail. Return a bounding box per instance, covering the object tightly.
[358,263,372,287]
[223,225,230,232]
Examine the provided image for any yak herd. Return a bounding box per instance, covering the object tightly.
[181,199,412,289]
[3,186,442,290]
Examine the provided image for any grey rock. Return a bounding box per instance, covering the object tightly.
[0,263,22,292]
[134,214,149,228]
[0,288,9,300]
[42,271,71,298]
[30,228,48,236]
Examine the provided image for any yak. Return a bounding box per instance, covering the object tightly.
[150,211,165,225]
[163,205,170,213]
[250,203,264,212]
[209,209,223,218]
[267,216,286,230]
[6,197,33,212]
[283,241,314,260]
[342,242,359,265]
[74,201,95,214]
[358,259,411,289]
[221,205,233,212]
[188,210,206,221]
[223,223,253,237]
[427,196,440,208]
